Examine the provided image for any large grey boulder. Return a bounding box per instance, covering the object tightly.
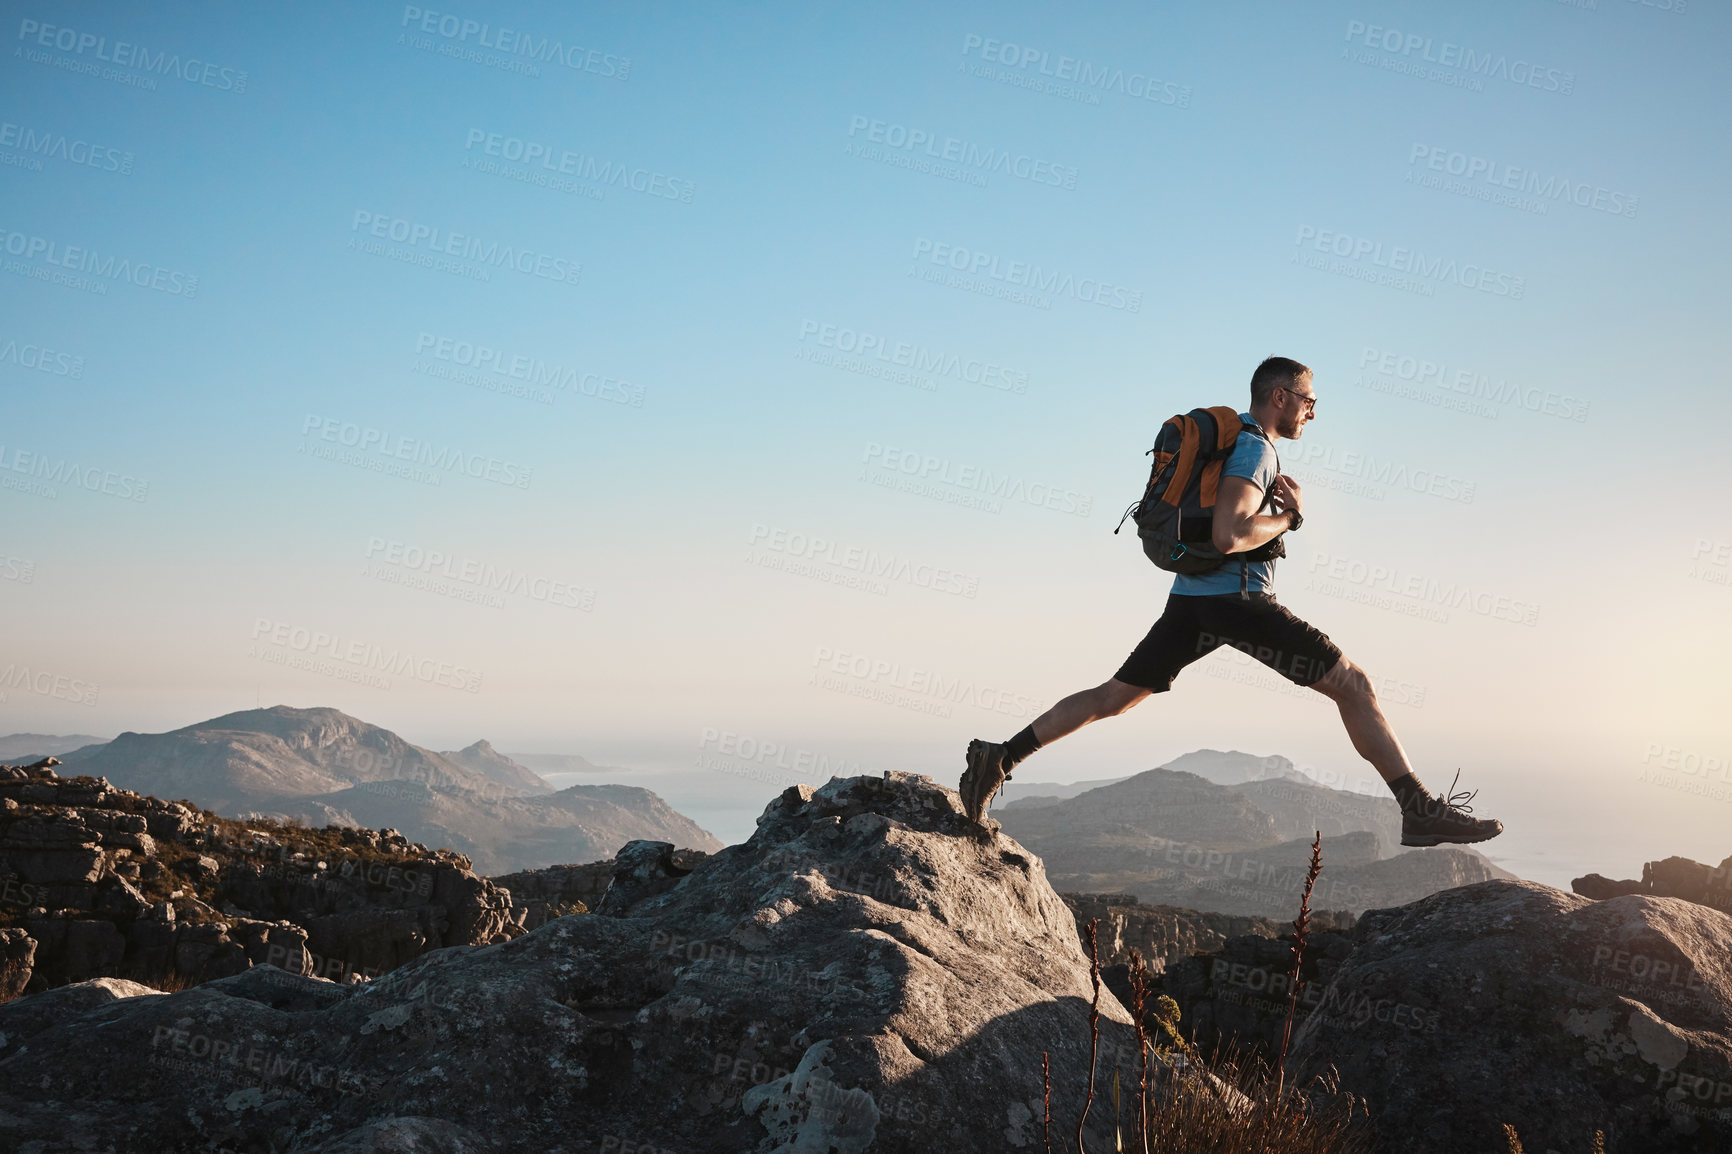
[1288,879,1732,1151]
[0,773,1162,1152]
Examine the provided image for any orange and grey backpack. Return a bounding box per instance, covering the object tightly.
[1112,406,1285,597]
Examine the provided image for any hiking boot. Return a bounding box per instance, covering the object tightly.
[1400,770,1503,847]
[959,739,1010,823]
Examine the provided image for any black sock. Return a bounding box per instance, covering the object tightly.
[1388,773,1431,814]
[1003,725,1043,772]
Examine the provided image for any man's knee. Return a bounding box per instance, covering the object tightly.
[1101,679,1151,715]
[1312,658,1373,702]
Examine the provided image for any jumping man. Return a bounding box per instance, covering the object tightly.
[959,356,1503,848]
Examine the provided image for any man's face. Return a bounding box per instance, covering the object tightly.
[1275,373,1317,439]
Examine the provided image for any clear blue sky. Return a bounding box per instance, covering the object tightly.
[3,0,1728,883]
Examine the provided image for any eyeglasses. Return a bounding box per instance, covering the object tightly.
[1278,385,1317,414]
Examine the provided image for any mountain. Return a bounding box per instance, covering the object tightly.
[995,775,1131,810]
[996,765,1512,918]
[1224,774,1403,855]
[438,739,553,796]
[0,734,108,762]
[996,750,1302,812]
[56,706,719,873]
[1157,748,1309,786]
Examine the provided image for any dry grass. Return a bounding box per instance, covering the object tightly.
[1050,832,1373,1154]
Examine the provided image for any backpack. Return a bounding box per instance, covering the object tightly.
[1112,406,1285,593]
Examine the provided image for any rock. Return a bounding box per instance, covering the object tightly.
[0,975,162,1059]
[1288,879,1732,1151]
[0,927,35,999]
[1137,926,1356,1059]
[23,916,126,985]
[1574,872,1651,900]
[1061,891,1289,974]
[594,838,692,916]
[0,772,1193,1152]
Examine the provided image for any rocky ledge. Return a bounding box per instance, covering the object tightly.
[0,773,1178,1153]
[0,758,521,996]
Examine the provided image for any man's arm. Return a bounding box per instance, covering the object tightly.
[1211,474,1300,554]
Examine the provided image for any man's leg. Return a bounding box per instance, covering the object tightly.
[1310,655,1502,846]
[1308,657,1413,785]
[957,679,1151,822]
[1031,678,1152,746]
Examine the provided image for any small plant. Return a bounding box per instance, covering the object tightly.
[1278,830,1323,1097]
[1077,918,1103,1154]
[1043,1050,1052,1154]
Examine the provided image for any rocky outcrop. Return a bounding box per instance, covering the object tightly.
[0,773,1204,1153]
[1288,879,1732,1151]
[1573,853,1732,916]
[1060,892,1284,973]
[1137,926,1358,1059]
[0,758,524,995]
[493,848,712,930]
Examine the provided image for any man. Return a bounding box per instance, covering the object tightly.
[959,356,1501,848]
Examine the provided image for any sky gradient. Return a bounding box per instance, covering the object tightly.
[3,0,1729,885]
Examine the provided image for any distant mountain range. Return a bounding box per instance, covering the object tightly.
[47,706,720,873]
[996,752,1511,918]
[0,733,109,763]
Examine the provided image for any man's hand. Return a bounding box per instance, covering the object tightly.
[1271,474,1303,516]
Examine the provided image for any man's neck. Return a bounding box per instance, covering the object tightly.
[1246,403,1283,438]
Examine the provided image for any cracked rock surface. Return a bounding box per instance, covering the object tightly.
[1288,878,1732,1152]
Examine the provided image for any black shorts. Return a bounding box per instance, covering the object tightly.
[1114,593,1343,692]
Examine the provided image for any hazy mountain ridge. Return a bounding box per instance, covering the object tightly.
[997,758,1512,918]
[0,734,109,763]
[55,706,719,874]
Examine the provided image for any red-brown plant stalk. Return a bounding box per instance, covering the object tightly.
[1278,830,1323,1098]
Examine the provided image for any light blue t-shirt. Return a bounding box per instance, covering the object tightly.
[1170,413,1281,597]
